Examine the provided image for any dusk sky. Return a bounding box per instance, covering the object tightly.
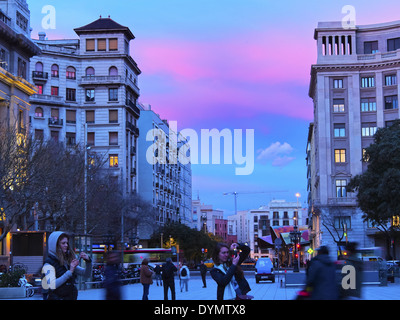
[28,0,400,216]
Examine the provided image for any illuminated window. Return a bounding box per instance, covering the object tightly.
[109,154,119,167]
[335,149,346,163]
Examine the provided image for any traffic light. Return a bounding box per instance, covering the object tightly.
[295,253,299,259]
[296,243,300,249]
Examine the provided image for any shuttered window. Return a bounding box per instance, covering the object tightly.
[66,110,76,123]
[109,38,118,51]
[86,110,95,123]
[109,110,118,123]
[109,132,118,145]
[86,39,95,51]
[98,39,106,51]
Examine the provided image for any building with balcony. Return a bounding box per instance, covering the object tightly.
[308,20,400,257]
[28,17,141,195]
[137,103,192,234]
[0,0,39,131]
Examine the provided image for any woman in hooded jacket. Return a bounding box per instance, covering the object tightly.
[42,231,92,300]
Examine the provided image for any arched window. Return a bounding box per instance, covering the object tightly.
[35,62,43,72]
[51,64,59,77]
[86,67,95,78]
[35,107,43,117]
[109,66,118,77]
[66,66,76,80]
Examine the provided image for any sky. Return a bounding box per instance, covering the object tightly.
[27,0,400,216]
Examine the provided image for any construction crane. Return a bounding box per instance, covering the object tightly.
[223,191,288,215]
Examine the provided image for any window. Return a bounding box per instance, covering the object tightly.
[334,216,351,229]
[16,11,28,31]
[17,58,27,79]
[86,110,95,123]
[361,76,375,88]
[109,132,118,145]
[51,64,59,77]
[34,107,43,117]
[334,123,346,137]
[109,38,118,51]
[85,67,95,78]
[35,62,43,72]
[50,130,59,142]
[385,74,397,86]
[50,108,59,121]
[86,39,95,51]
[109,154,119,167]
[66,110,76,124]
[109,88,118,101]
[385,95,398,110]
[362,148,370,162]
[109,66,118,76]
[335,149,346,163]
[333,79,343,89]
[388,37,400,52]
[36,85,43,95]
[364,41,378,54]
[361,123,377,136]
[361,97,376,112]
[66,66,76,80]
[85,89,95,102]
[66,88,76,101]
[51,86,59,96]
[66,132,76,145]
[273,212,279,219]
[336,179,347,198]
[87,132,95,146]
[109,110,118,123]
[333,99,345,112]
[35,129,44,141]
[98,39,107,51]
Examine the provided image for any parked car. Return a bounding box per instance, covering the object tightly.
[204,259,214,269]
[255,258,275,283]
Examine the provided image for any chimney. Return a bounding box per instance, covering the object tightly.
[38,32,46,40]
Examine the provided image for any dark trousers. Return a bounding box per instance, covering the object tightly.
[163,279,176,300]
[142,283,150,300]
[201,274,207,287]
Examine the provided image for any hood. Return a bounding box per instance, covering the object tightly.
[47,231,66,258]
[315,254,333,266]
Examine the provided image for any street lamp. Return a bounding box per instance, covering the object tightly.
[289,225,301,272]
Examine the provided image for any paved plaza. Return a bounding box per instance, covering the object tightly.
[9,271,400,301]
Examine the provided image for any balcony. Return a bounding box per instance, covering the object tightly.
[79,75,122,86]
[327,197,357,206]
[125,99,140,117]
[30,94,63,105]
[32,71,48,81]
[125,76,140,96]
[125,120,140,136]
[48,117,63,127]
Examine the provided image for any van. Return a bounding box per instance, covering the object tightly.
[255,258,275,283]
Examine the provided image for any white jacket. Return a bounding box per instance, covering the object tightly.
[179,265,190,280]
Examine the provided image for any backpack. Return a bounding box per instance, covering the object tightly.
[181,267,187,277]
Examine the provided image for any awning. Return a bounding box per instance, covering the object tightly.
[257,235,274,248]
[271,225,309,245]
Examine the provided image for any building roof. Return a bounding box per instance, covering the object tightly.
[74,17,135,40]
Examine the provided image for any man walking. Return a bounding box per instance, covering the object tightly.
[180,261,190,292]
[162,258,177,300]
[199,260,207,288]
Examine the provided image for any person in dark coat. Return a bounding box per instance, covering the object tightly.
[154,264,162,286]
[305,246,339,300]
[199,260,208,288]
[162,258,177,300]
[103,251,122,300]
[210,242,251,300]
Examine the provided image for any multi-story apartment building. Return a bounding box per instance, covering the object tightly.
[191,199,223,233]
[308,20,400,258]
[137,103,192,234]
[0,0,39,130]
[29,17,141,195]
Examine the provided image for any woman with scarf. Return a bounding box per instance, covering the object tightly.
[210,242,252,300]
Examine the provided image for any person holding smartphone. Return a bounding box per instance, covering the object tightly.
[210,242,252,300]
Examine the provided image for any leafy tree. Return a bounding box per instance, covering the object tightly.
[347,120,400,259]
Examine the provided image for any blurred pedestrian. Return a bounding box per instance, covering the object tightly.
[199,260,207,288]
[154,264,162,286]
[179,261,190,292]
[104,251,122,300]
[42,231,92,300]
[210,242,252,300]
[305,246,339,300]
[341,242,363,299]
[162,258,177,300]
[140,258,154,300]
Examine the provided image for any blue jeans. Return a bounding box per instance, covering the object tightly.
[142,283,150,300]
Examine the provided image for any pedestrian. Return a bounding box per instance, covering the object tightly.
[154,264,162,286]
[305,246,339,300]
[341,242,363,300]
[210,242,252,300]
[199,260,207,288]
[162,258,177,300]
[104,251,122,300]
[179,261,190,292]
[42,231,92,300]
[140,258,153,300]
